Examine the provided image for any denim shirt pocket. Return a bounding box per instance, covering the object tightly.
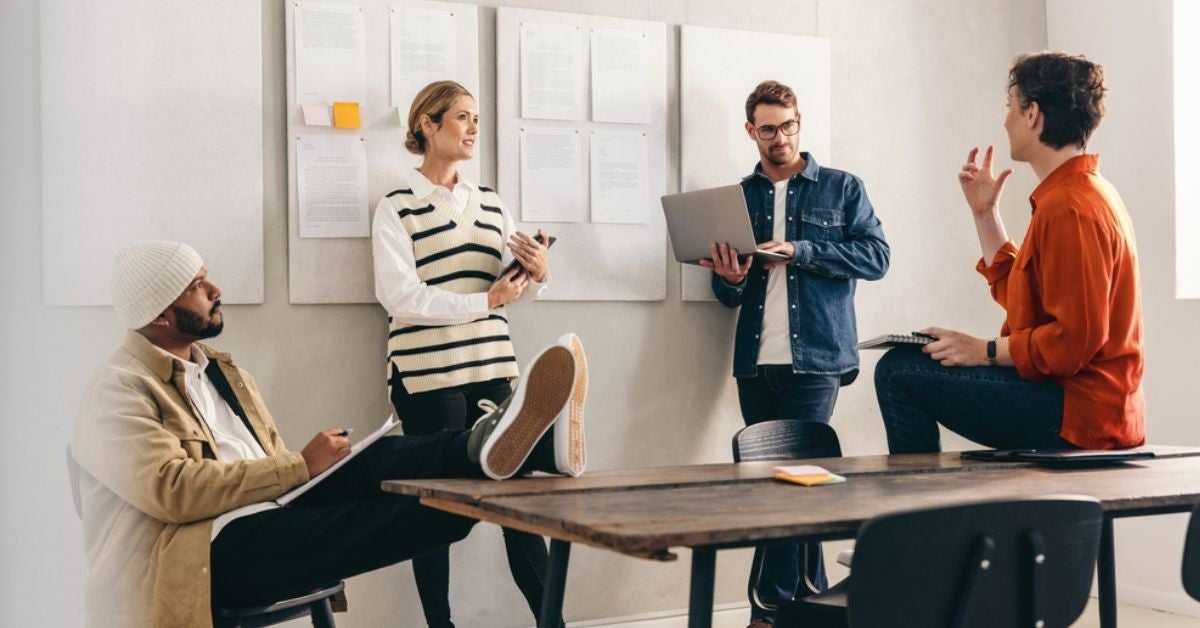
[799,207,846,242]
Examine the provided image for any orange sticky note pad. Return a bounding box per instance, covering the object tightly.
[333,101,361,129]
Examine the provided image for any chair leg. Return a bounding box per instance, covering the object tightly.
[310,599,336,628]
[747,545,773,613]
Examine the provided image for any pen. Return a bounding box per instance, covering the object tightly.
[337,428,354,437]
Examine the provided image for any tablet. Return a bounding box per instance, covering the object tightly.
[661,185,789,264]
[960,448,1155,466]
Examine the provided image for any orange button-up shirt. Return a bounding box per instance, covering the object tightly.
[977,154,1144,449]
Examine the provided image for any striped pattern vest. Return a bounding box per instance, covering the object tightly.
[385,185,519,393]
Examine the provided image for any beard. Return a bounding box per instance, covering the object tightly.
[172,303,224,339]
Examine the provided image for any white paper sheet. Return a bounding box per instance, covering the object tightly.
[590,130,649,224]
[276,415,401,506]
[297,134,370,238]
[520,126,586,223]
[590,28,651,124]
[390,6,458,110]
[520,22,586,121]
[295,2,367,105]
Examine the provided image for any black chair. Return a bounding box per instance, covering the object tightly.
[66,446,344,628]
[732,420,843,615]
[777,496,1104,628]
[1184,500,1200,602]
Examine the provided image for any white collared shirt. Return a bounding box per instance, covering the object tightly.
[180,347,267,462]
[372,168,548,326]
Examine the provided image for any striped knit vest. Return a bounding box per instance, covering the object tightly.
[385,184,519,393]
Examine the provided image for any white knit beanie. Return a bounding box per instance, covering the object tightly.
[111,241,204,330]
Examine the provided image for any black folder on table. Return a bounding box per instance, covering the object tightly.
[960,448,1155,466]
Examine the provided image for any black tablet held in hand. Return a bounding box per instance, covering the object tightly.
[502,234,556,279]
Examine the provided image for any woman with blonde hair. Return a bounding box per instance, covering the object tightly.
[371,80,568,627]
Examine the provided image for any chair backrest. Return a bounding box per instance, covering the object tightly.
[1184,500,1200,602]
[67,445,83,519]
[847,496,1103,628]
[732,420,842,463]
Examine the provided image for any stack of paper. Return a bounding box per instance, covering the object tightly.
[772,464,846,487]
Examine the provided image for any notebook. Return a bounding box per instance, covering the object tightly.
[856,332,937,350]
[661,185,790,264]
[959,448,1155,467]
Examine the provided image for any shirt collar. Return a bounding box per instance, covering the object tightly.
[407,168,475,202]
[120,331,229,383]
[744,152,821,184]
[1029,154,1099,212]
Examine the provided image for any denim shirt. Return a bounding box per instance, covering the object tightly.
[712,153,890,383]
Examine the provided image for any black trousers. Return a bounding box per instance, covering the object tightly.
[210,431,479,609]
[390,370,558,628]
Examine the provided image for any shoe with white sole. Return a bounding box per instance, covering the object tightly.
[467,344,575,480]
[553,333,588,476]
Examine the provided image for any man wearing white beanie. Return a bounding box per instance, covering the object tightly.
[70,241,584,628]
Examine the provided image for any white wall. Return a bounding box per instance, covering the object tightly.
[0,1,1057,626]
[1048,0,1200,618]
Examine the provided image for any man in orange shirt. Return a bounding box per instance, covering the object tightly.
[875,52,1144,452]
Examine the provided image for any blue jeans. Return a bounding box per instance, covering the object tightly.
[737,366,839,621]
[874,346,1066,453]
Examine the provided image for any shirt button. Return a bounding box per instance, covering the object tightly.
[789,190,794,194]
[759,305,764,309]
[237,382,244,388]
[787,216,793,221]
[766,215,772,220]
[823,221,829,226]
[791,304,796,309]
[793,333,798,338]
[201,566,209,574]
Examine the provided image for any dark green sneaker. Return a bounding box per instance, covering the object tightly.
[467,344,575,480]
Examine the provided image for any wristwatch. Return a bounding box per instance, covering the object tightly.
[986,338,998,366]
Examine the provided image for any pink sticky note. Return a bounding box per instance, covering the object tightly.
[301,103,332,127]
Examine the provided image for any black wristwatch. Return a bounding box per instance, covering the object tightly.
[986,338,998,366]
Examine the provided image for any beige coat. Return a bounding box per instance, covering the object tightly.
[71,332,309,628]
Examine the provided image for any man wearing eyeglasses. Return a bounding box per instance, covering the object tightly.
[701,80,890,628]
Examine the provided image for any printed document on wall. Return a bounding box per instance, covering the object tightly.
[390,6,457,109]
[297,135,369,238]
[295,2,367,105]
[590,130,648,224]
[520,126,586,222]
[591,28,650,124]
[520,22,586,121]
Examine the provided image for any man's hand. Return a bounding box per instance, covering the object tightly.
[300,428,352,478]
[757,239,795,271]
[699,242,753,284]
[487,267,528,309]
[920,327,988,367]
[959,145,1013,218]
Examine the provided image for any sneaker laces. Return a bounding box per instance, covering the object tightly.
[471,399,500,428]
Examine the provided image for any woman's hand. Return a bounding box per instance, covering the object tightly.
[488,267,527,309]
[921,327,989,367]
[508,229,550,283]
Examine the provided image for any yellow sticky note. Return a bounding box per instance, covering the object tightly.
[774,471,846,487]
[333,101,361,129]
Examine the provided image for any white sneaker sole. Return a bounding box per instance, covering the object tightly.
[554,333,587,476]
[479,345,575,480]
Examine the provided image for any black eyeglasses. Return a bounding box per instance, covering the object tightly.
[753,118,800,140]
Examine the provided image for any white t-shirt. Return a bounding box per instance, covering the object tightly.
[757,179,792,365]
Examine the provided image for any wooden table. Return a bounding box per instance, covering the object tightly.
[382,447,1200,628]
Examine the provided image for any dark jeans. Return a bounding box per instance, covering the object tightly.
[390,370,558,628]
[737,365,840,621]
[210,431,479,610]
[874,346,1066,453]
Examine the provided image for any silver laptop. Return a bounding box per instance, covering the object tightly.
[661,184,790,264]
